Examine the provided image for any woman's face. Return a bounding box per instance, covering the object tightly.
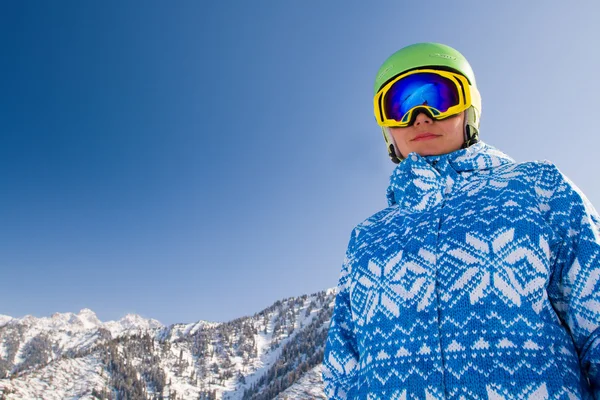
[388,111,465,158]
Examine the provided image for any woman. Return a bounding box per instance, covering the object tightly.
[322,42,600,399]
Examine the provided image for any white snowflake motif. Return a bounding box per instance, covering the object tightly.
[444,228,549,311]
[394,165,444,211]
[350,248,436,326]
[565,253,600,333]
[463,165,523,197]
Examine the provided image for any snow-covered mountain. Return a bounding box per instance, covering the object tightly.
[274,365,326,400]
[0,289,336,399]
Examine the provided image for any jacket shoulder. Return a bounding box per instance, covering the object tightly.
[486,159,559,186]
[511,160,563,186]
[492,158,556,173]
[348,205,401,248]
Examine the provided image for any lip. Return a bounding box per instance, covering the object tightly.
[412,133,441,141]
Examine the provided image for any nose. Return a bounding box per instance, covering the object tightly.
[413,110,433,126]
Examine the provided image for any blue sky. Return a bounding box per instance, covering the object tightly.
[1,1,599,325]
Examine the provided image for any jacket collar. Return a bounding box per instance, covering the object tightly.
[386,142,515,210]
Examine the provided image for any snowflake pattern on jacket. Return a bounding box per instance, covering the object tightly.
[322,142,600,399]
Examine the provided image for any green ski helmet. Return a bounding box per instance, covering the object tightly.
[374,42,482,163]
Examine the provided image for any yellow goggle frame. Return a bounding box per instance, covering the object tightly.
[374,69,478,128]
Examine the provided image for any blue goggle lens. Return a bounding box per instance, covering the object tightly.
[383,72,460,122]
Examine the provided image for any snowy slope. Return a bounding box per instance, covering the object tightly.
[0,354,106,400]
[0,308,167,379]
[0,289,337,400]
[274,365,327,399]
[0,316,12,328]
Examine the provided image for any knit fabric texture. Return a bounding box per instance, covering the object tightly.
[322,142,600,399]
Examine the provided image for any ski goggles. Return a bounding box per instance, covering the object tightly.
[374,69,478,127]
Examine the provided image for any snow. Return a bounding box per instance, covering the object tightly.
[47,310,101,331]
[0,315,12,327]
[3,309,166,371]
[77,309,103,329]
[0,290,337,400]
[103,313,163,337]
[220,293,326,400]
[8,309,164,343]
[0,354,107,400]
[164,320,217,341]
[0,343,7,359]
[9,310,163,337]
[274,365,326,399]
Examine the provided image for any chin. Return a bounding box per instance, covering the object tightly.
[412,143,461,157]
[414,147,445,157]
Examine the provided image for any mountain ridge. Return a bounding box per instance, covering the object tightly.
[0,288,337,399]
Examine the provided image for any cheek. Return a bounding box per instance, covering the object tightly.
[388,128,409,144]
[453,121,464,138]
[446,117,464,140]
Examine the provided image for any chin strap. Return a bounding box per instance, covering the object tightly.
[382,127,403,164]
[463,106,480,148]
[388,144,402,164]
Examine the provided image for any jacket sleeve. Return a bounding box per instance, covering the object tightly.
[322,230,360,399]
[538,162,600,396]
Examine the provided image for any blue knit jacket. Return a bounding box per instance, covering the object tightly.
[322,142,600,399]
